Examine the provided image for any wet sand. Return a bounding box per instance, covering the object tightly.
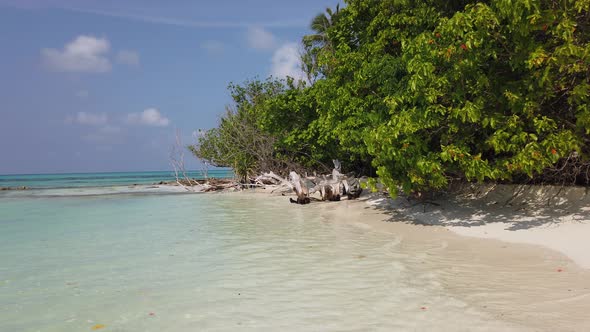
[240,186,590,331]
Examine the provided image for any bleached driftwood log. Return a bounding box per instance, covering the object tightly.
[286,160,363,204]
[255,172,290,186]
[312,160,347,201]
[253,171,295,194]
[345,177,362,199]
[289,171,311,204]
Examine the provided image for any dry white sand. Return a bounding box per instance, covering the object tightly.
[241,184,590,331]
[370,184,590,269]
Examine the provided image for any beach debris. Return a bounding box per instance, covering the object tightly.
[345,177,363,200]
[287,160,363,204]
[255,171,289,186]
[149,312,156,316]
[557,268,564,272]
[420,307,427,310]
[0,186,28,190]
[289,171,311,204]
[319,184,341,201]
[91,324,105,330]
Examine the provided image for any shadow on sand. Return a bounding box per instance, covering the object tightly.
[364,184,590,231]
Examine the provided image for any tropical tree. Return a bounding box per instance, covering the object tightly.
[194,0,590,193]
[303,4,340,49]
[190,78,325,180]
[301,4,341,82]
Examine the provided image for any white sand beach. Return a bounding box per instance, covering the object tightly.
[368,184,590,269]
[245,184,590,331]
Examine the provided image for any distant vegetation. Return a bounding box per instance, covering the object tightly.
[191,0,590,195]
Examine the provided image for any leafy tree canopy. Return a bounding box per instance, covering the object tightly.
[192,0,590,194]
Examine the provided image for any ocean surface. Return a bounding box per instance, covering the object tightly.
[0,173,523,331]
[0,170,233,189]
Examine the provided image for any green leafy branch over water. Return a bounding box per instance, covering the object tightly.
[191,0,590,195]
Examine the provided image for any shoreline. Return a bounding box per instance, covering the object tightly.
[6,178,588,271]
[233,185,590,330]
[2,181,589,330]
[241,182,590,269]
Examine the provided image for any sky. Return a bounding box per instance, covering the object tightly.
[0,0,340,174]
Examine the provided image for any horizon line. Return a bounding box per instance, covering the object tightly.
[0,169,233,177]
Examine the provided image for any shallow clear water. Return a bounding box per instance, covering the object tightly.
[0,191,522,331]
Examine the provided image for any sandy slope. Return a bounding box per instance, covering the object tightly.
[369,184,590,269]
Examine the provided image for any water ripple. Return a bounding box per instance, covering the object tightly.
[0,193,534,331]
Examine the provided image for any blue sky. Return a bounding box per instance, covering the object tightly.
[0,0,339,174]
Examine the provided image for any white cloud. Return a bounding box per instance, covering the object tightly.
[66,111,108,126]
[247,26,276,50]
[200,40,224,54]
[116,50,140,66]
[41,35,111,73]
[270,43,304,81]
[127,108,170,127]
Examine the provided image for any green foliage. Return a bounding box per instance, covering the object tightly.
[193,0,590,192]
[190,78,330,180]
[321,0,590,192]
[190,79,284,181]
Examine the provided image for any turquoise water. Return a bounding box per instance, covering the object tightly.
[0,170,233,189]
[0,189,522,331]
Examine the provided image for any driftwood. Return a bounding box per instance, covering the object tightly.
[255,172,291,186]
[289,171,311,204]
[156,178,237,192]
[345,177,363,199]
[286,160,363,204]
[251,160,363,205]
[0,186,28,191]
[170,129,201,191]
